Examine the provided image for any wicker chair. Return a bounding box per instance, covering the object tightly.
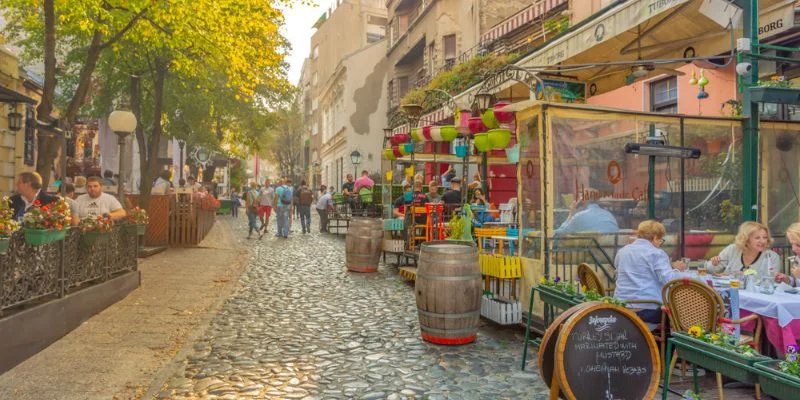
[580,263,666,368]
[662,278,763,400]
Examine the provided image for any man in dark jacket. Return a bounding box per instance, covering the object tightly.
[9,172,58,221]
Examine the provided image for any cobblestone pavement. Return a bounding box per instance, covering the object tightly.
[155,218,549,399]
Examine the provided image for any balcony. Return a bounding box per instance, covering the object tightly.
[388,0,436,52]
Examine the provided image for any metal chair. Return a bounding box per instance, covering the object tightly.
[662,278,762,400]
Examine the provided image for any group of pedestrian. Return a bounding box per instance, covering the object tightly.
[242,178,316,239]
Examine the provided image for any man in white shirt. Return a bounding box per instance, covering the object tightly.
[75,176,127,221]
[257,179,275,238]
[187,176,202,193]
[151,169,172,195]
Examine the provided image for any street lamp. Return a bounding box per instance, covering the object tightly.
[108,108,137,199]
[474,92,495,113]
[350,149,361,176]
[7,105,22,132]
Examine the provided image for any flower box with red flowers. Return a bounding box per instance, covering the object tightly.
[22,198,71,246]
[79,215,114,247]
[0,196,20,253]
[123,207,149,235]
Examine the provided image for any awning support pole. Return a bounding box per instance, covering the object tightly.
[739,0,759,222]
[648,125,656,219]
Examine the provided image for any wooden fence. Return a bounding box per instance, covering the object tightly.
[126,195,171,247]
[126,194,216,247]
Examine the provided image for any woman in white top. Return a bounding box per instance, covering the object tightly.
[706,221,780,278]
[776,222,800,286]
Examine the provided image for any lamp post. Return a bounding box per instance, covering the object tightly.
[473,92,495,202]
[108,109,137,199]
[177,139,186,180]
[350,149,361,177]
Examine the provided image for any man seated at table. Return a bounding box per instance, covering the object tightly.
[441,177,462,205]
[75,176,127,221]
[555,196,618,235]
[9,172,59,221]
[705,221,780,279]
[615,220,686,324]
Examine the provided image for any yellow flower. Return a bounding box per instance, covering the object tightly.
[710,334,720,341]
[581,285,587,292]
[688,325,703,337]
[539,277,547,284]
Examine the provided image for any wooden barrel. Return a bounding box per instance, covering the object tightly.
[415,241,481,345]
[345,217,383,272]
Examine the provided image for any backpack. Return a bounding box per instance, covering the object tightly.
[297,187,313,205]
[279,186,293,204]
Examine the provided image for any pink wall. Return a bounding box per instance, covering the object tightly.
[588,63,738,117]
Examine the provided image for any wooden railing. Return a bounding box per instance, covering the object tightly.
[168,197,216,246]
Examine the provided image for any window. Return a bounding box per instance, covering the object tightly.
[367,33,384,43]
[312,45,319,59]
[312,72,318,86]
[443,34,456,65]
[397,76,409,98]
[650,76,677,113]
[427,41,436,76]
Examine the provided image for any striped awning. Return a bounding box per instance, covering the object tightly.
[480,0,569,44]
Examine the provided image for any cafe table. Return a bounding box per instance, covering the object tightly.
[685,272,800,354]
[488,235,519,256]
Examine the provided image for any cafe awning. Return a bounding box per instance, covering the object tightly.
[516,0,787,96]
[0,85,37,105]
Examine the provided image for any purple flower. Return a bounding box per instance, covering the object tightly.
[554,276,561,283]
[788,353,797,362]
[788,344,798,354]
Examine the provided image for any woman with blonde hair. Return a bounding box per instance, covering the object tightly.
[615,220,687,324]
[776,222,800,285]
[706,221,780,278]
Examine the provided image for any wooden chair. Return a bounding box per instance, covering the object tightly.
[407,206,428,251]
[662,278,762,400]
[579,263,666,368]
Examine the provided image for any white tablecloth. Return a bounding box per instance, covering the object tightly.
[738,290,800,328]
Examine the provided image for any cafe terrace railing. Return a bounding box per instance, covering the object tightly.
[0,227,138,316]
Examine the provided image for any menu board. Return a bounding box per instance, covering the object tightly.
[555,305,660,400]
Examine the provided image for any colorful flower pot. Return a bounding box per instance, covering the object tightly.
[399,143,413,155]
[410,127,424,142]
[493,101,515,124]
[455,144,468,158]
[488,128,512,149]
[80,231,111,248]
[392,146,403,158]
[473,133,491,152]
[429,126,442,141]
[24,228,67,246]
[384,148,396,160]
[481,107,499,130]
[456,110,472,134]
[422,125,433,140]
[440,125,458,142]
[468,117,487,135]
[506,143,520,163]
[393,133,410,144]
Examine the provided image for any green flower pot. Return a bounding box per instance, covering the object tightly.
[410,127,424,142]
[0,237,9,254]
[537,285,583,311]
[481,107,499,130]
[384,148,396,161]
[488,128,511,149]
[750,87,800,104]
[439,125,458,142]
[754,360,800,399]
[671,332,769,383]
[473,133,491,152]
[80,231,111,248]
[122,224,146,235]
[24,228,67,246]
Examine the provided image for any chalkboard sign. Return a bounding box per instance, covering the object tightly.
[538,301,594,398]
[554,304,660,400]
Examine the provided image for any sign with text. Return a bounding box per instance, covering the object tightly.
[554,304,660,400]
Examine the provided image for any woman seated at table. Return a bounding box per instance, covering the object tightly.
[471,188,486,206]
[776,222,800,286]
[615,220,687,324]
[706,221,780,279]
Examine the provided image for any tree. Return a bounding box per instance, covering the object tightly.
[1,0,149,185]
[261,97,306,182]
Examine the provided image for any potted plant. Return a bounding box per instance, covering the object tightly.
[537,276,584,310]
[123,206,149,235]
[439,125,458,142]
[0,196,20,254]
[79,215,114,247]
[22,198,71,246]
[481,107,499,130]
[754,345,800,398]
[751,76,800,104]
[473,133,491,152]
[488,128,512,149]
[384,148,397,161]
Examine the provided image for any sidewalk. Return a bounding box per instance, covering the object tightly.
[0,218,248,400]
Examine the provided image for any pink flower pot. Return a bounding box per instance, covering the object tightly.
[493,101,515,125]
[422,125,433,140]
[392,146,403,158]
[468,117,487,135]
[456,110,472,134]
[393,133,410,144]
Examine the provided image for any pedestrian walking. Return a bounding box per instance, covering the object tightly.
[295,180,313,233]
[316,185,333,233]
[274,178,293,238]
[230,188,240,218]
[257,179,274,239]
[245,182,259,239]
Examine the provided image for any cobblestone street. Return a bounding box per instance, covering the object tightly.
[156,218,548,399]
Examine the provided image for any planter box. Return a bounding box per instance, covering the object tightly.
[537,285,582,311]
[671,332,769,383]
[122,224,146,235]
[24,228,67,246]
[80,231,111,248]
[481,295,521,325]
[749,87,800,104]
[0,237,9,254]
[754,360,800,400]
